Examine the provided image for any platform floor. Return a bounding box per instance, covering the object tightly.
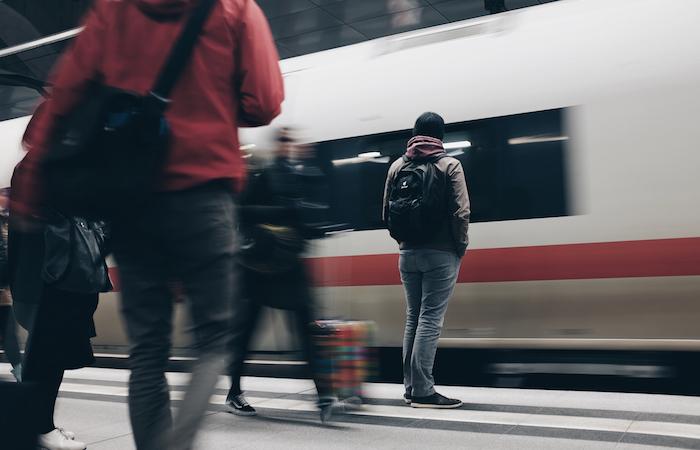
[3,363,700,449]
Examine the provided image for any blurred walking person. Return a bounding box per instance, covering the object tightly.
[0,288,21,382]
[0,188,21,382]
[0,287,22,381]
[227,130,335,421]
[9,162,111,450]
[383,112,470,408]
[11,0,284,449]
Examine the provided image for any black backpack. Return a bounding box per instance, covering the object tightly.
[40,0,216,219]
[386,155,447,243]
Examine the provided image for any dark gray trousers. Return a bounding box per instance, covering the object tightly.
[112,183,237,450]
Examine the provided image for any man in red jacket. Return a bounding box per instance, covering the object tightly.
[14,1,284,449]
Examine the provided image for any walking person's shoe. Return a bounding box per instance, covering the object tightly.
[410,392,462,409]
[340,396,363,411]
[56,428,76,440]
[318,397,336,423]
[10,363,21,382]
[225,393,257,416]
[37,429,86,450]
[403,393,412,404]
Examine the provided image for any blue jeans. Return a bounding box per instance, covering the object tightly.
[399,249,461,398]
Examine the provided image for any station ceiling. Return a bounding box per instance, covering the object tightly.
[1,0,559,55]
[0,0,558,80]
[260,0,557,58]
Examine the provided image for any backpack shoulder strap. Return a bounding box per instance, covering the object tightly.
[150,0,218,104]
[395,155,413,172]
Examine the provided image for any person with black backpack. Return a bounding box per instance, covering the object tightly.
[383,112,470,409]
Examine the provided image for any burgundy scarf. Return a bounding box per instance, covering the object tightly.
[405,135,445,160]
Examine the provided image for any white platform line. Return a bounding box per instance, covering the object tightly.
[55,382,700,441]
[55,366,700,417]
[53,366,316,394]
[92,353,307,365]
[7,365,700,421]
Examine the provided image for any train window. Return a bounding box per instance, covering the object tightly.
[0,40,67,122]
[0,1,90,44]
[0,84,42,121]
[315,108,569,230]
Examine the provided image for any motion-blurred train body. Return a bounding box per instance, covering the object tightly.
[1,0,699,366]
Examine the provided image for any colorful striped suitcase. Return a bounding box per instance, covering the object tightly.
[313,320,377,402]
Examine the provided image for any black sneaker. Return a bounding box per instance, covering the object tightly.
[226,393,257,416]
[403,393,412,404]
[410,392,462,409]
[319,397,336,423]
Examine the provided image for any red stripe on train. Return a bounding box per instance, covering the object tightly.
[106,237,700,292]
[306,237,700,287]
[108,267,121,292]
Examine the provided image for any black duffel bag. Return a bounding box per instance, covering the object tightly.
[40,0,216,219]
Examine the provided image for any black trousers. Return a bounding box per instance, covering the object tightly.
[21,367,63,434]
[228,264,328,399]
[14,289,97,437]
[112,183,237,450]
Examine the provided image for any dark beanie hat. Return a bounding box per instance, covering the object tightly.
[413,112,445,141]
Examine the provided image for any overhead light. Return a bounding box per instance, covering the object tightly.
[444,140,471,150]
[333,157,363,166]
[332,156,390,166]
[242,153,253,159]
[508,135,569,145]
[447,149,464,157]
[333,150,384,166]
[240,144,256,151]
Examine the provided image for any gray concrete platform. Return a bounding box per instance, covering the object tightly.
[3,364,700,449]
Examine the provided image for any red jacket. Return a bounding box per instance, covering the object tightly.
[13,0,284,217]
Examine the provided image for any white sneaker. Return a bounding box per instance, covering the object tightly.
[37,429,86,450]
[57,428,76,440]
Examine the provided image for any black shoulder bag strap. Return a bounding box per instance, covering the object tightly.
[149,0,218,104]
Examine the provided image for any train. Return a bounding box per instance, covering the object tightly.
[1,0,699,378]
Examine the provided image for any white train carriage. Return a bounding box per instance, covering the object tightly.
[1,0,699,366]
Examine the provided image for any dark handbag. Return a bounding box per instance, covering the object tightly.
[42,213,111,294]
[238,169,307,275]
[41,0,217,218]
[239,223,306,275]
